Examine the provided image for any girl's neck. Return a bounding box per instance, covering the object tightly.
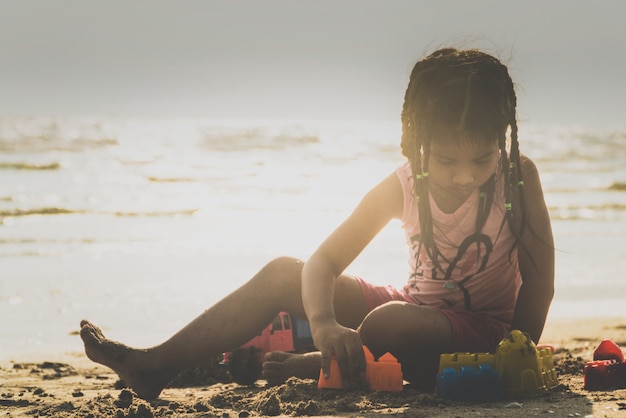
[429,185,476,214]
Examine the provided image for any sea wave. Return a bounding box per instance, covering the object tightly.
[0,136,118,153]
[146,176,197,183]
[548,203,626,221]
[199,124,319,151]
[608,182,626,191]
[525,125,626,163]
[111,209,198,217]
[544,183,626,194]
[0,117,118,153]
[0,207,81,217]
[0,162,61,170]
[0,207,198,219]
[0,237,96,244]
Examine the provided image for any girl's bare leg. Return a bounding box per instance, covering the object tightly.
[80,256,366,399]
[357,302,454,392]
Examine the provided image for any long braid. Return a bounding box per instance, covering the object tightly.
[401,50,457,277]
[496,61,527,254]
[511,120,527,239]
[498,130,513,219]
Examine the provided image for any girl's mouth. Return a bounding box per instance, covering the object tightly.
[450,186,476,197]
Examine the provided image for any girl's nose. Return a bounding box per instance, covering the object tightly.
[452,169,474,186]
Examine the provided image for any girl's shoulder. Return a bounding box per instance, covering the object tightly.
[390,163,413,221]
[394,162,413,192]
[395,161,412,176]
[519,154,542,188]
[514,153,549,230]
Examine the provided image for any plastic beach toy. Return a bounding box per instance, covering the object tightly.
[593,339,624,362]
[317,346,403,392]
[584,339,626,390]
[436,330,558,400]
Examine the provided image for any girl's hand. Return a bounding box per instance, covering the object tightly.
[311,319,367,387]
[301,173,402,387]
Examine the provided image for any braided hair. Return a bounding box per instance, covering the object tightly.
[400,48,526,283]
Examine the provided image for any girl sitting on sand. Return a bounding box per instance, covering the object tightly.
[80,47,554,399]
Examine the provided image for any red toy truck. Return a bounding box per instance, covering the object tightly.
[222,311,315,384]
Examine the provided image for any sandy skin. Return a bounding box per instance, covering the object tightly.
[79,320,172,399]
[79,319,321,399]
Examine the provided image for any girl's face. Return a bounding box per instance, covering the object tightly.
[427,139,499,203]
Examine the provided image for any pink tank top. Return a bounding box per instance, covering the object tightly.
[395,162,522,324]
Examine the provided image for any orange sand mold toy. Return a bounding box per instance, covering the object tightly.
[317,346,403,392]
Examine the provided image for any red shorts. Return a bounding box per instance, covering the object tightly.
[356,277,510,353]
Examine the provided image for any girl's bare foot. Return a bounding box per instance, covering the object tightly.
[79,320,172,399]
[261,351,321,386]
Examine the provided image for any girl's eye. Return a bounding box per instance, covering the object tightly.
[436,158,455,165]
[475,158,492,165]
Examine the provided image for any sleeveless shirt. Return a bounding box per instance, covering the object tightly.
[395,162,522,324]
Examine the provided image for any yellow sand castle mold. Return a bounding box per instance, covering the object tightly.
[437,330,558,399]
[496,330,558,397]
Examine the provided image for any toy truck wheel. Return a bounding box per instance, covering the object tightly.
[227,346,262,385]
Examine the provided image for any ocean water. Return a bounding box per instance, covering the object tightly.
[1,117,625,360]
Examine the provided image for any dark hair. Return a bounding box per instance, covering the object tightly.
[400,48,525,281]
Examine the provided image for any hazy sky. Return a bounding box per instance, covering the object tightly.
[1,1,624,127]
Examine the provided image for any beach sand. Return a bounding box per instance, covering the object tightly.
[1,317,625,418]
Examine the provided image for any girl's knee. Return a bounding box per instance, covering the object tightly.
[257,257,304,287]
[358,302,410,347]
[263,256,303,273]
[358,303,453,354]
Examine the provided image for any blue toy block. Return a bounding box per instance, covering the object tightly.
[436,364,503,401]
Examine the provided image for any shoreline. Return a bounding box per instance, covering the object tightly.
[2,316,625,417]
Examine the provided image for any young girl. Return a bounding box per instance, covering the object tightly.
[80,47,554,399]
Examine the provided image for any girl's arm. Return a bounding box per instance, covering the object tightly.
[302,171,403,382]
[511,155,555,343]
